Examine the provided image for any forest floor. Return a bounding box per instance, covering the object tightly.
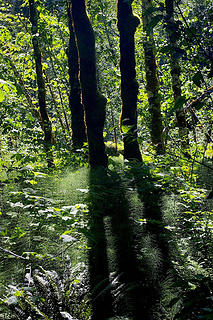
[0,156,213,319]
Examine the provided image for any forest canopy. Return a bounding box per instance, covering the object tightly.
[0,0,213,319]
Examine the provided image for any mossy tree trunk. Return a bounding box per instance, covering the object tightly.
[165,0,188,148]
[67,3,87,149]
[141,0,165,154]
[29,0,54,167]
[117,0,142,162]
[70,0,108,167]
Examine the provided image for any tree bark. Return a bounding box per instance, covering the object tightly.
[67,3,87,149]
[165,0,188,148]
[70,0,108,167]
[117,0,142,162]
[29,0,54,167]
[141,0,165,154]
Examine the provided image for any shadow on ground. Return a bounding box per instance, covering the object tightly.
[87,163,175,320]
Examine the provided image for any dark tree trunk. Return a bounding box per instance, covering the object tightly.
[141,0,165,154]
[67,3,87,149]
[165,0,188,148]
[117,0,142,162]
[29,0,54,167]
[70,0,108,168]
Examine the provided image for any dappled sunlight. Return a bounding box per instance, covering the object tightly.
[0,160,213,319]
[0,0,212,318]
[54,167,90,205]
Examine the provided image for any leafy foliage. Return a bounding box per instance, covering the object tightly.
[0,0,213,319]
[2,263,90,320]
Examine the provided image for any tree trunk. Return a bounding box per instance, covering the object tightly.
[165,0,188,148]
[70,0,108,168]
[29,0,54,167]
[117,0,142,162]
[141,0,165,154]
[67,3,87,149]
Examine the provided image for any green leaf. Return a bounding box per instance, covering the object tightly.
[0,79,16,91]
[121,124,133,133]
[28,180,38,185]
[0,89,5,102]
[7,296,19,305]
[60,233,77,243]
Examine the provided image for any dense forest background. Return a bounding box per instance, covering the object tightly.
[0,0,213,319]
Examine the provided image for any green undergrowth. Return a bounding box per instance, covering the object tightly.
[0,152,212,319]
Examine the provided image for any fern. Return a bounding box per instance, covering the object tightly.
[2,263,91,320]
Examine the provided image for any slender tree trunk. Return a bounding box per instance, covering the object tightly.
[45,73,72,147]
[4,55,41,121]
[165,0,188,148]
[67,3,87,149]
[141,0,165,154]
[29,0,54,167]
[70,0,108,167]
[117,0,142,162]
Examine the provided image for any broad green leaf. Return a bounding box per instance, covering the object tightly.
[121,124,133,133]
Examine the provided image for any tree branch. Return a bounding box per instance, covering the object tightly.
[0,246,27,260]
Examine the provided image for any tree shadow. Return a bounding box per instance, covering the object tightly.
[87,168,114,320]
[129,163,172,274]
[87,164,174,320]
